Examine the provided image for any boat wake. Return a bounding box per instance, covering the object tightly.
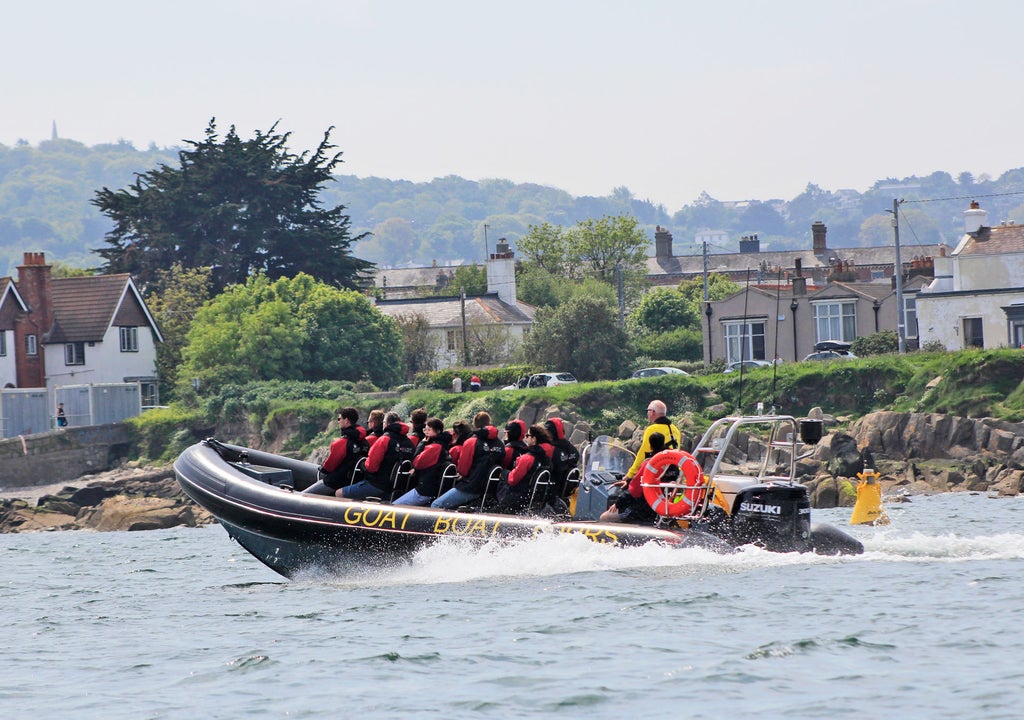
[292,525,1024,587]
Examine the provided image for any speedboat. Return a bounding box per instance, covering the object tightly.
[174,414,862,578]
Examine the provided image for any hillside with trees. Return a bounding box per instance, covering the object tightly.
[4,134,1024,277]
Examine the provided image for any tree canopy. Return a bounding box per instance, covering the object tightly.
[519,281,632,380]
[178,273,402,392]
[92,119,372,289]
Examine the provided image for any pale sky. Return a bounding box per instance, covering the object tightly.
[3,0,1022,209]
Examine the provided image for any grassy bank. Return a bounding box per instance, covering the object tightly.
[128,348,1024,463]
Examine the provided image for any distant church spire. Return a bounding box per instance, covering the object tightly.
[51,121,58,140]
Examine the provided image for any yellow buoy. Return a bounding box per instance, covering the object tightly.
[850,469,889,525]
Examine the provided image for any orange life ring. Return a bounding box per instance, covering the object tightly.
[640,449,707,517]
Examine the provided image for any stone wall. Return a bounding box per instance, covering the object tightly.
[0,423,131,489]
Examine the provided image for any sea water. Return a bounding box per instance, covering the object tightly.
[3,493,1024,719]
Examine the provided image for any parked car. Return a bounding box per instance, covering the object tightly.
[503,372,578,389]
[803,340,857,362]
[724,360,773,373]
[630,367,690,379]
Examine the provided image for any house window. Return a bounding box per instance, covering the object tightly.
[446,329,463,353]
[26,334,37,356]
[0,332,6,357]
[65,342,86,366]
[120,326,139,353]
[723,320,766,364]
[903,295,918,339]
[813,301,856,343]
[963,317,984,348]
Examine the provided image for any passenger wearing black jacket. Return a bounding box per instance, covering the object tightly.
[394,418,452,506]
[302,407,369,496]
[544,417,581,503]
[496,423,553,514]
[431,412,504,509]
[338,413,415,500]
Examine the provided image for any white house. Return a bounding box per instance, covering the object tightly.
[373,240,535,369]
[916,202,1024,350]
[5,252,163,405]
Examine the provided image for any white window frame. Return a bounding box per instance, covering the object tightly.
[813,301,856,343]
[903,295,918,339]
[0,331,6,357]
[119,326,139,353]
[26,334,37,356]
[963,317,984,349]
[723,320,766,364]
[65,342,86,366]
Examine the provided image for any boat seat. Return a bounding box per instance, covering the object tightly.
[477,465,505,511]
[527,469,553,509]
[348,457,367,486]
[436,463,459,496]
[388,460,414,501]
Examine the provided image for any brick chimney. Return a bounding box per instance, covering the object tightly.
[739,234,760,253]
[15,252,52,388]
[487,238,516,306]
[654,226,674,258]
[811,221,827,255]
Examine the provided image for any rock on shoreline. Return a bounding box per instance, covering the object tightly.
[0,465,214,534]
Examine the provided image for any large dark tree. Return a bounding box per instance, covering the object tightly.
[92,119,372,288]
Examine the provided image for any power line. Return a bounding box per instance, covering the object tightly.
[902,189,1024,204]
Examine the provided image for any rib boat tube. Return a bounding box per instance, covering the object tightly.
[174,439,733,578]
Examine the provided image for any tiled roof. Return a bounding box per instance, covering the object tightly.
[47,274,133,343]
[958,224,1024,256]
[375,294,535,328]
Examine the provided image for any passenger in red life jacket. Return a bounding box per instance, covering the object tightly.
[303,406,369,496]
[543,417,581,506]
[364,409,385,445]
[394,418,453,506]
[496,423,553,515]
[408,407,428,446]
[501,419,528,469]
[448,420,472,465]
[431,411,504,509]
[338,412,415,500]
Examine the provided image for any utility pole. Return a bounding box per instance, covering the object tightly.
[889,198,907,353]
[702,240,709,301]
[483,224,490,262]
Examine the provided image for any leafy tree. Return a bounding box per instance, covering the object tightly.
[146,264,213,401]
[630,287,697,333]
[516,265,573,308]
[432,263,487,296]
[178,273,401,394]
[517,222,568,275]
[635,327,704,362]
[93,119,372,289]
[519,281,631,380]
[566,215,649,288]
[393,313,440,379]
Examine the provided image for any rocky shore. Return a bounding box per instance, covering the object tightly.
[3,409,1023,534]
[0,464,214,533]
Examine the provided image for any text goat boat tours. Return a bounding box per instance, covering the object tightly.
[174,413,862,578]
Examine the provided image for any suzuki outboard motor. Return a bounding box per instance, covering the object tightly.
[729,483,812,552]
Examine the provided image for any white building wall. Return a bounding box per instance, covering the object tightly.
[43,326,158,386]
[916,290,1023,350]
[0,330,17,387]
[955,253,1024,292]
